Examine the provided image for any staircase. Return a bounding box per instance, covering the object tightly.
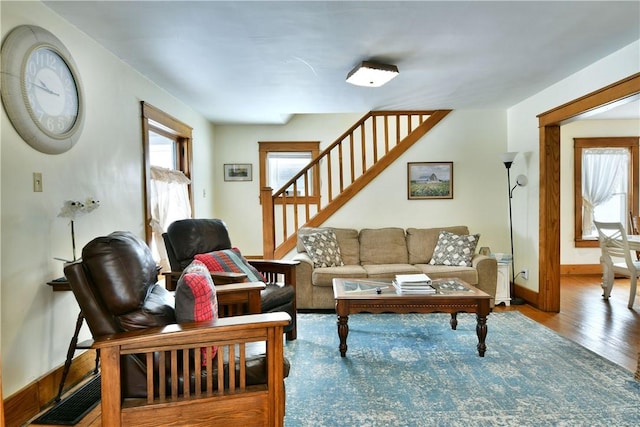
[261,110,452,258]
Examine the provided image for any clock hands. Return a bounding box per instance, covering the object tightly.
[32,80,60,97]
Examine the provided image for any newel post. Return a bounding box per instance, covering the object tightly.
[261,187,275,258]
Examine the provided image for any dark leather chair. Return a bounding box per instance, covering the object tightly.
[64,231,290,426]
[162,218,297,340]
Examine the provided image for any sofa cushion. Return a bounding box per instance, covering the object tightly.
[194,247,266,282]
[406,226,470,264]
[298,227,360,265]
[359,228,408,265]
[299,228,344,268]
[429,231,480,267]
[312,265,368,287]
[175,260,218,361]
[362,264,421,279]
[415,264,479,285]
[332,228,360,265]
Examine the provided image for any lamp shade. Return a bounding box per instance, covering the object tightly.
[501,152,518,164]
[516,174,528,187]
[346,61,399,87]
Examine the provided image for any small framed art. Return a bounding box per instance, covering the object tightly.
[407,162,453,200]
[224,163,252,181]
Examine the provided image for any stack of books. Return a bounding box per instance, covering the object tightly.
[393,273,436,294]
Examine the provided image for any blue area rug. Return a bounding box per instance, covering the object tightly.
[284,312,640,426]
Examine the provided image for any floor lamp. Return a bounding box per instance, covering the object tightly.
[502,152,527,305]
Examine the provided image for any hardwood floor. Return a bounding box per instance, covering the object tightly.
[495,274,640,373]
[28,274,640,426]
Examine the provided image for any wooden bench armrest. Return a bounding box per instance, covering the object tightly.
[163,270,248,291]
[210,271,248,283]
[215,281,265,293]
[92,312,291,349]
[248,260,298,288]
[248,259,299,270]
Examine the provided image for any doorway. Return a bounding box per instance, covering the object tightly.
[537,73,640,312]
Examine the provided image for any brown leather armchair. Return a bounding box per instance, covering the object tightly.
[162,218,298,340]
[64,231,290,426]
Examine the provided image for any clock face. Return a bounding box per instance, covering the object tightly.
[24,47,79,135]
[0,25,84,154]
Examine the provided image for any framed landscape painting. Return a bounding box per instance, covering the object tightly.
[224,163,252,181]
[407,162,453,200]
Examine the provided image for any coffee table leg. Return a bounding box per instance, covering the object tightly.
[450,312,458,330]
[476,313,487,357]
[337,314,349,357]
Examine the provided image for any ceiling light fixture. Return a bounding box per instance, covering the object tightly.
[346,61,399,87]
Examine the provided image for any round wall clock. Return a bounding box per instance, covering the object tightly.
[1,25,84,154]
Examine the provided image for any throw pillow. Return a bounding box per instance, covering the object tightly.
[174,260,218,362]
[428,231,480,267]
[194,247,266,283]
[300,228,344,268]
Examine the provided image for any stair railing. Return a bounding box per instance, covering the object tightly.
[261,110,451,258]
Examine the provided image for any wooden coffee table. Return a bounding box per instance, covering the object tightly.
[333,277,491,357]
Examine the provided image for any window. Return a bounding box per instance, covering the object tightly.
[574,137,639,247]
[149,129,177,169]
[259,141,320,203]
[142,102,193,268]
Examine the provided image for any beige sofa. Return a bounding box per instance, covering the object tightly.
[292,226,497,310]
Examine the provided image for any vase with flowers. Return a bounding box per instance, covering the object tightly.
[57,197,100,261]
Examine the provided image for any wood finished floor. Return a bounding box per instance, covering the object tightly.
[495,274,640,373]
[29,274,640,426]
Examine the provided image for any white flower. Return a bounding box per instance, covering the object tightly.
[58,197,100,220]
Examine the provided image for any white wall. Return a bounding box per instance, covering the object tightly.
[214,113,362,253]
[507,40,640,293]
[214,110,511,258]
[560,119,640,265]
[1,1,216,397]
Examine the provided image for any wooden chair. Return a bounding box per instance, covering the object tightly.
[162,218,298,340]
[594,220,640,308]
[629,211,640,260]
[64,231,290,426]
[93,314,289,427]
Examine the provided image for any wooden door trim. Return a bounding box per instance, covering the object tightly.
[537,73,640,312]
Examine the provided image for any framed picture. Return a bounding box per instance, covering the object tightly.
[224,163,252,181]
[407,162,453,199]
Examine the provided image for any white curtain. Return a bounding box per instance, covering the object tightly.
[150,166,192,271]
[582,148,628,233]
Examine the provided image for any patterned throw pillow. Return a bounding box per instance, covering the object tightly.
[300,228,344,268]
[428,231,480,267]
[174,260,218,362]
[194,247,266,282]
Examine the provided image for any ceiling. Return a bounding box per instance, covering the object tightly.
[43,1,640,125]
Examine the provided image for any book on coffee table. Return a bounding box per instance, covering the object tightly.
[395,273,432,284]
[392,281,436,294]
[393,274,436,294]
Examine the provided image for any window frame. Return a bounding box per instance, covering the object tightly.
[574,136,639,247]
[142,101,193,245]
[258,141,320,204]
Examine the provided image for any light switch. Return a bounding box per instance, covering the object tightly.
[33,172,43,192]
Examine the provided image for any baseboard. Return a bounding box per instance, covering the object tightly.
[512,265,602,309]
[560,264,602,276]
[4,350,97,427]
[514,283,538,307]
